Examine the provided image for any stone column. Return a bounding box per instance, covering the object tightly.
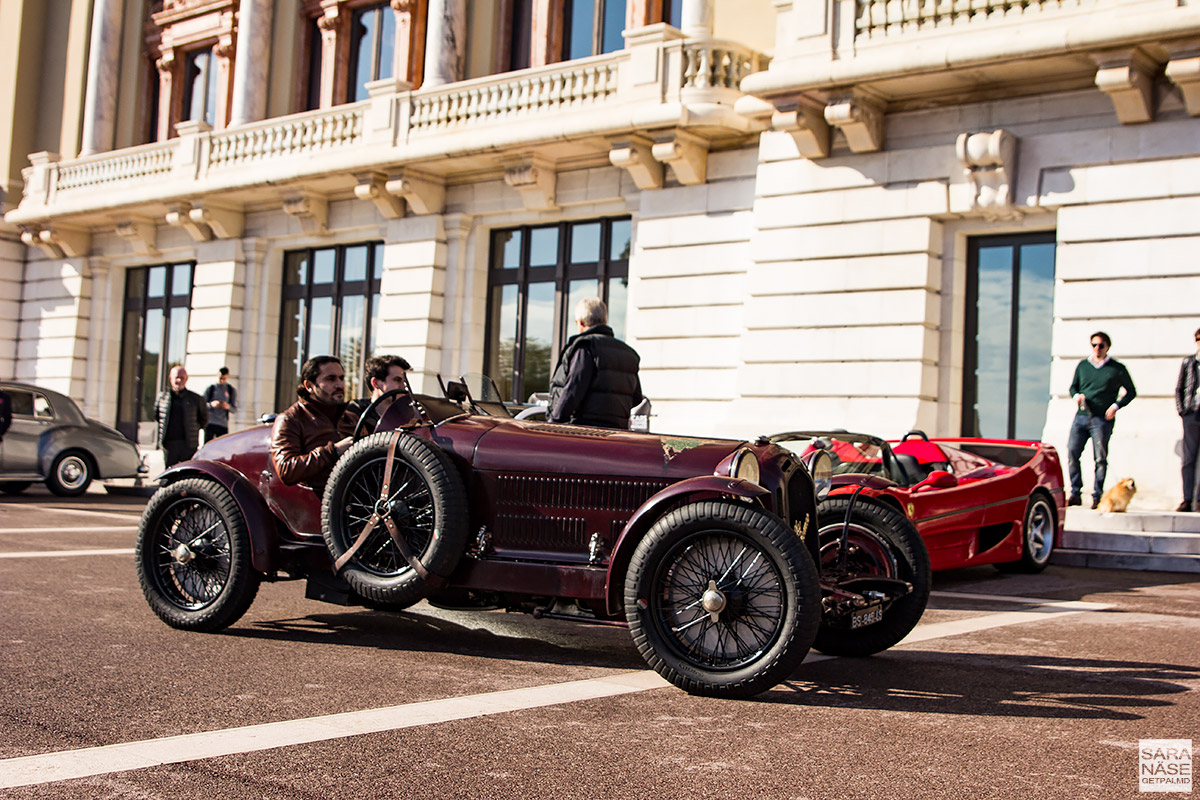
[79,0,126,155]
[680,0,714,38]
[228,0,274,127]
[422,0,466,88]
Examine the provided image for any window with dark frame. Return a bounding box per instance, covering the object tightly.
[305,15,325,111]
[508,0,533,71]
[563,0,627,60]
[348,2,396,102]
[275,242,384,413]
[661,0,683,26]
[117,263,195,444]
[962,232,1057,440]
[485,217,632,404]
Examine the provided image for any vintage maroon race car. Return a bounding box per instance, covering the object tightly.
[135,375,931,698]
[773,431,1066,573]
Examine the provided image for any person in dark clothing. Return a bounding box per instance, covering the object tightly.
[1067,331,1137,509]
[202,366,238,442]
[0,388,12,442]
[1175,326,1200,512]
[548,297,642,429]
[340,354,411,437]
[155,366,209,467]
[270,355,354,494]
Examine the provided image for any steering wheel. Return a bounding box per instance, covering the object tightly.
[351,388,409,441]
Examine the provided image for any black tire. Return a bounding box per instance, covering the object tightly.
[813,497,931,657]
[46,450,93,496]
[624,500,821,699]
[996,493,1056,574]
[322,432,469,607]
[135,478,261,631]
[0,481,32,495]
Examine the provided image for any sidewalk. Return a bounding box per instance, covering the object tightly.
[1051,507,1200,573]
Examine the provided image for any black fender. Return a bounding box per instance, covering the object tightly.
[157,460,280,574]
[604,475,770,616]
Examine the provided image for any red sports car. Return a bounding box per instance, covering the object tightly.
[776,431,1065,573]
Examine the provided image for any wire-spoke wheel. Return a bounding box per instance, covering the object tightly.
[997,493,1057,574]
[812,497,931,657]
[136,477,259,631]
[625,500,820,698]
[47,450,93,496]
[322,432,468,607]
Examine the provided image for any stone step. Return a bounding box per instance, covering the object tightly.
[1051,508,1200,573]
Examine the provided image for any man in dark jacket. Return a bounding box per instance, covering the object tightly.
[548,297,642,429]
[202,366,238,442]
[155,366,209,467]
[1067,331,1137,509]
[1175,326,1200,512]
[270,355,354,494]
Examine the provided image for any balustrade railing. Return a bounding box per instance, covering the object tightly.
[208,106,365,169]
[856,0,1096,38]
[410,58,621,131]
[54,142,174,192]
[682,41,765,90]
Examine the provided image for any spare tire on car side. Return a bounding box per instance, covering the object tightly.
[322,432,469,608]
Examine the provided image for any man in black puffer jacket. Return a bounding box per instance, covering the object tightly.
[155,366,209,467]
[548,297,642,429]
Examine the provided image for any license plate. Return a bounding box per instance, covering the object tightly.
[850,605,884,629]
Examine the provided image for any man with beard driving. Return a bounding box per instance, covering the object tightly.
[270,355,355,494]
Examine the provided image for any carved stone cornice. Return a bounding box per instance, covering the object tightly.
[21,225,92,258]
[503,158,557,211]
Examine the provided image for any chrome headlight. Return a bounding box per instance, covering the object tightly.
[730,447,761,486]
[809,449,833,500]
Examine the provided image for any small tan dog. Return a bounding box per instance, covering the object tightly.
[1097,477,1137,512]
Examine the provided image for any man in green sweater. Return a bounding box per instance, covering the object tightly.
[1068,331,1137,509]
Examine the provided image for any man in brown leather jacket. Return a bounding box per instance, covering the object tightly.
[270,355,354,494]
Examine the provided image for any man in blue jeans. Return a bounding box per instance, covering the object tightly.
[1067,331,1137,509]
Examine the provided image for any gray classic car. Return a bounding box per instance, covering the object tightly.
[0,381,143,496]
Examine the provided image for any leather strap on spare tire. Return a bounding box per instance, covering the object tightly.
[322,431,471,606]
[333,433,437,583]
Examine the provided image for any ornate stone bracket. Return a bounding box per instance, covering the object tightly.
[824,92,884,154]
[355,172,406,219]
[956,129,1020,220]
[504,158,557,211]
[772,107,830,160]
[1166,51,1200,117]
[283,192,329,235]
[609,135,663,190]
[192,201,244,239]
[165,202,212,242]
[651,131,708,186]
[1093,48,1157,124]
[114,217,159,255]
[20,225,92,258]
[384,169,445,216]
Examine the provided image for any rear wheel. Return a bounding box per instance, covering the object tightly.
[625,500,820,698]
[322,433,469,608]
[46,450,93,496]
[996,494,1056,574]
[136,478,260,631]
[813,497,931,657]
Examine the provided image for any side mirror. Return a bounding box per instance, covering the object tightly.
[445,381,469,402]
[914,470,957,491]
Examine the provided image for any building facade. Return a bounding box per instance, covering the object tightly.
[2,0,1198,508]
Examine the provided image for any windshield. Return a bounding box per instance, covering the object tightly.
[769,431,895,481]
[396,370,514,425]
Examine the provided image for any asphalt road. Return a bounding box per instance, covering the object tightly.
[1,485,1197,799]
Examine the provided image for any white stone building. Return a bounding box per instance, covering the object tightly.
[2,0,1198,508]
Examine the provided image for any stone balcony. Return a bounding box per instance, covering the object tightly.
[737,0,1200,157]
[6,25,767,255]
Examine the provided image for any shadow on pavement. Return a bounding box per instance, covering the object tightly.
[223,606,646,671]
[763,651,1200,720]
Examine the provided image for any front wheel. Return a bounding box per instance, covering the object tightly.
[46,451,93,496]
[813,497,931,657]
[136,478,260,631]
[625,500,821,699]
[996,494,1056,574]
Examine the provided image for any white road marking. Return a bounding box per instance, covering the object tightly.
[0,527,137,535]
[0,548,134,559]
[27,507,143,522]
[0,593,1112,789]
